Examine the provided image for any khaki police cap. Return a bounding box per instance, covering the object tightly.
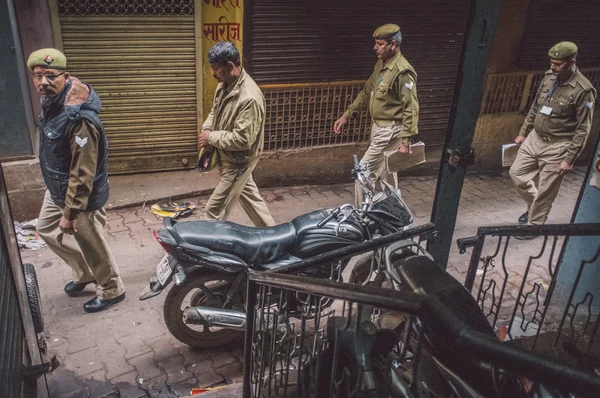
[373,24,401,40]
[27,48,67,70]
[548,42,578,60]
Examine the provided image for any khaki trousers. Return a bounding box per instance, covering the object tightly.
[37,191,125,300]
[355,123,403,207]
[509,130,570,225]
[205,160,276,227]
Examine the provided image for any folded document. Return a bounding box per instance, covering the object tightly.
[385,141,426,173]
[502,143,519,167]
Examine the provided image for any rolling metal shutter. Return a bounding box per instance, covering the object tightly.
[518,0,600,70]
[245,0,471,147]
[58,1,198,174]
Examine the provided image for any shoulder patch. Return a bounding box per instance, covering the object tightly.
[405,82,414,90]
[588,101,594,109]
[75,136,88,148]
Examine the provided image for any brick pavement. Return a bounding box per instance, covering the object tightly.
[20,168,586,397]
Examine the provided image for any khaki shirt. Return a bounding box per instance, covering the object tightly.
[519,68,596,164]
[202,69,266,166]
[343,51,419,140]
[63,120,99,220]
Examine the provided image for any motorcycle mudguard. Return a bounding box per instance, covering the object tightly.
[139,254,175,300]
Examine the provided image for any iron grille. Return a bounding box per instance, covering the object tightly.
[261,82,371,151]
[481,67,600,115]
[57,0,194,16]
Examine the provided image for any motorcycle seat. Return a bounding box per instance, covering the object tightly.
[397,256,499,396]
[172,220,297,264]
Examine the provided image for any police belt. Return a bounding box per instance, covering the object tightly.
[537,133,572,143]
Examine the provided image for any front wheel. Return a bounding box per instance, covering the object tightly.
[163,269,245,348]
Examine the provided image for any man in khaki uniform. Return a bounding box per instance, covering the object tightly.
[510,42,596,226]
[198,42,275,227]
[333,24,419,204]
[28,48,125,312]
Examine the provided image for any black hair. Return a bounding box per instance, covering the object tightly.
[208,42,241,67]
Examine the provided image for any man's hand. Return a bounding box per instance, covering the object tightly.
[198,129,211,148]
[59,216,77,235]
[514,135,526,144]
[558,160,573,175]
[333,116,347,135]
[399,143,410,153]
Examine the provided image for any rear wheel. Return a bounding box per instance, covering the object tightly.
[163,269,245,348]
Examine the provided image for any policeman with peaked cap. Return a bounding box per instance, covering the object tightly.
[27,48,126,311]
[510,42,596,228]
[333,24,419,206]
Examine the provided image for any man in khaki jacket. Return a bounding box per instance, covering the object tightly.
[333,24,419,204]
[510,42,596,227]
[198,42,275,227]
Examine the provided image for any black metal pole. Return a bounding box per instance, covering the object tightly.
[464,234,485,292]
[242,278,257,398]
[428,0,501,268]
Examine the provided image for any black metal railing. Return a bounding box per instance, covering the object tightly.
[242,222,600,397]
[243,272,600,397]
[458,223,600,356]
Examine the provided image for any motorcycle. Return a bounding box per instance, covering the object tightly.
[295,165,573,397]
[139,155,415,348]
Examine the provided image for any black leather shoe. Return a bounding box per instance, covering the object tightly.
[518,211,529,225]
[64,280,96,297]
[83,293,125,313]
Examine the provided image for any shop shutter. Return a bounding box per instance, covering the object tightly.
[58,1,198,174]
[245,0,472,147]
[518,0,600,70]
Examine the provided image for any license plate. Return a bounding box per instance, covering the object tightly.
[156,255,172,286]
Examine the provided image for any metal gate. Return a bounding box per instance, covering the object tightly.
[57,0,199,174]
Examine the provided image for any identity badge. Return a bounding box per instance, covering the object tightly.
[541,106,553,115]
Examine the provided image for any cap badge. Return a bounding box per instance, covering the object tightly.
[43,55,54,65]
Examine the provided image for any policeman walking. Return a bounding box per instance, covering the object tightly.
[510,42,596,227]
[333,24,419,205]
[28,48,126,312]
[198,42,275,227]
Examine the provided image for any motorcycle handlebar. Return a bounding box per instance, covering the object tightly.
[317,208,339,228]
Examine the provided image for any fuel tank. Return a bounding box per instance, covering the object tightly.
[291,209,365,258]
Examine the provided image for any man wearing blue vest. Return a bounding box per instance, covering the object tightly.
[28,48,125,313]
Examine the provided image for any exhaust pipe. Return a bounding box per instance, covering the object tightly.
[183,306,247,329]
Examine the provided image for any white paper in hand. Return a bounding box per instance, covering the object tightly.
[502,143,519,167]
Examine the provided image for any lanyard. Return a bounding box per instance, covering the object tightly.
[546,79,559,105]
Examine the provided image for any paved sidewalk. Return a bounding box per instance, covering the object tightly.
[20,168,586,397]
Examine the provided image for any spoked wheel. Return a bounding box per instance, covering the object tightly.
[163,269,245,348]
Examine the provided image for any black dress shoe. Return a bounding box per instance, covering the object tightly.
[64,280,96,297]
[518,211,529,224]
[83,293,125,313]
